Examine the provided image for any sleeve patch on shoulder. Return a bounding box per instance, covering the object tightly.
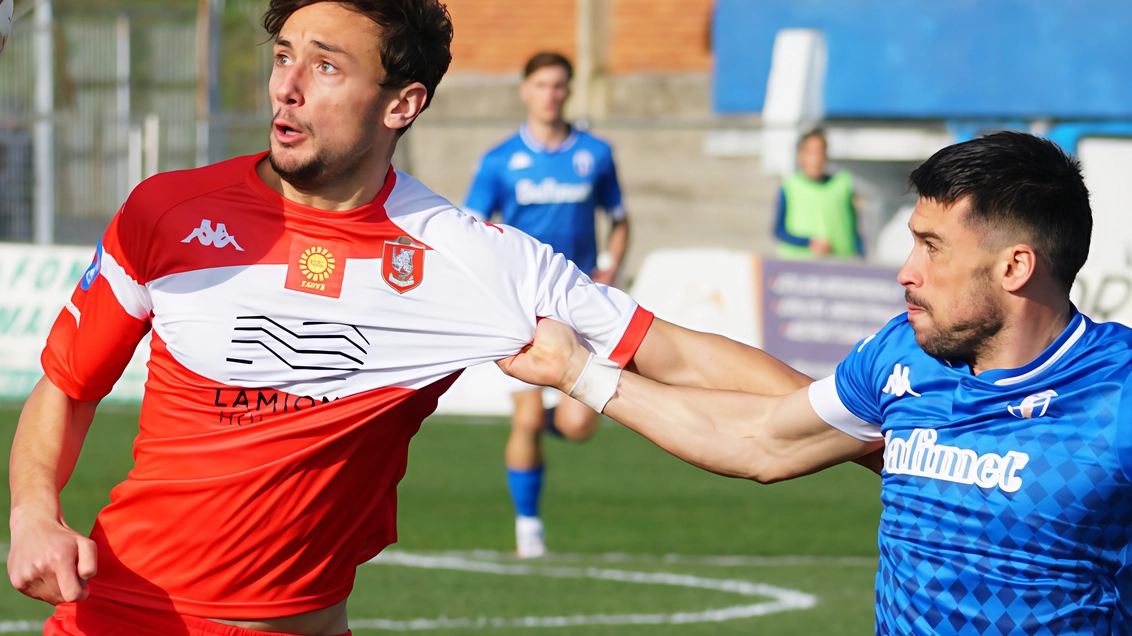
[80,240,104,291]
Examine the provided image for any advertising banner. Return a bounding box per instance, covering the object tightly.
[761,259,905,378]
[0,243,149,402]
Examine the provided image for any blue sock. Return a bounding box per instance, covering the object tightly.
[506,466,544,518]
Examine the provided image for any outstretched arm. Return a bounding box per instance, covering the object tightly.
[500,320,881,482]
[629,318,812,397]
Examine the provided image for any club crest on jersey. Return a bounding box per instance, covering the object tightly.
[1007,389,1057,419]
[573,149,595,177]
[285,238,345,298]
[382,238,424,294]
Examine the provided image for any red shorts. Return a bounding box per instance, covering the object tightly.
[45,597,351,636]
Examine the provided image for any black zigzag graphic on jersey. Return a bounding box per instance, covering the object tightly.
[225,316,368,371]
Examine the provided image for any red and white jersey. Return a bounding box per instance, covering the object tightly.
[42,152,652,618]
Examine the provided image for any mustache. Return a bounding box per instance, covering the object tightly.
[905,289,931,313]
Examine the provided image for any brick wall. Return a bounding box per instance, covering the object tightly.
[443,0,714,75]
[609,0,714,73]
[445,0,577,74]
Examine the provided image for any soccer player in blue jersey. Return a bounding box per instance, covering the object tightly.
[464,52,629,557]
[501,131,1132,634]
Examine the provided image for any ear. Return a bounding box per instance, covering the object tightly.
[1001,244,1037,293]
[384,82,428,133]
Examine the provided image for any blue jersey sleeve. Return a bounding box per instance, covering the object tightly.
[464,157,502,221]
[594,149,624,220]
[833,318,908,426]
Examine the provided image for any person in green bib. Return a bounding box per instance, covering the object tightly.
[774,129,863,259]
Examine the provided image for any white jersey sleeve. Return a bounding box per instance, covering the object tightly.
[386,173,652,369]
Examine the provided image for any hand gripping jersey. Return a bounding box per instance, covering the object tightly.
[809,312,1132,635]
[464,124,623,274]
[41,152,653,618]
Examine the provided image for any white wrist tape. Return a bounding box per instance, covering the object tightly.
[567,353,622,413]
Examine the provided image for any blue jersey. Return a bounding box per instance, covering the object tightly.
[464,125,624,274]
[810,312,1132,635]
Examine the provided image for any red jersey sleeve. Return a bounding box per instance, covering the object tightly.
[42,207,153,401]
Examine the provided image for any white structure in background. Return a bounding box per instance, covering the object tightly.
[33,0,53,245]
[1074,138,1132,325]
[874,205,914,268]
[760,29,826,176]
[629,249,761,347]
[0,244,149,401]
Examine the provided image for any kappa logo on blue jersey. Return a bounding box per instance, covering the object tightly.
[80,240,104,291]
[1007,389,1057,419]
[508,152,532,171]
[882,363,921,398]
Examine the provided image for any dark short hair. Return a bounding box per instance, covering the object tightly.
[797,128,826,150]
[262,0,453,118]
[909,131,1092,291]
[523,52,573,81]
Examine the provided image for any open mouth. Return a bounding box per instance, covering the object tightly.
[274,121,305,141]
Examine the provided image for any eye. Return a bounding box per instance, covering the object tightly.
[319,61,338,73]
[925,242,938,254]
[275,53,292,66]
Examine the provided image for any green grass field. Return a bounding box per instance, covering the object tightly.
[0,406,882,634]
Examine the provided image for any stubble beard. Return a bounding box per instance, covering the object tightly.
[909,268,1006,366]
[267,103,384,191]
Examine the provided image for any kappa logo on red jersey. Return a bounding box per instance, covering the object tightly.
[285,238,346,298]
[182,220,244,251]
[382,238,424,294]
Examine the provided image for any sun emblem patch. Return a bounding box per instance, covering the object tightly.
[285,238,346,298]
[299,246,336,283]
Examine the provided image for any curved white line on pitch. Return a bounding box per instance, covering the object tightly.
[357,551,817,630]
[0,552,824,634]
[377,549,878,568]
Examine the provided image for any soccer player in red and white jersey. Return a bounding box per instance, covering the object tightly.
[7,2,812,635]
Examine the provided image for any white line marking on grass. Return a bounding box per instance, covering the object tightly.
[396,549,877,568]
[357,551,817,630]
[0,621,44,634]
[0,549,845,633]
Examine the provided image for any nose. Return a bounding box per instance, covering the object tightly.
[896,250,919,290]
[273,63,305,108]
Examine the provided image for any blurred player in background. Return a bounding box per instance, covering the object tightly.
[464,52,629,557]
[503,132,1132,634]
[775,129,863,259]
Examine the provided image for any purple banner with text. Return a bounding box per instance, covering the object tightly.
[761,259,906,378]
